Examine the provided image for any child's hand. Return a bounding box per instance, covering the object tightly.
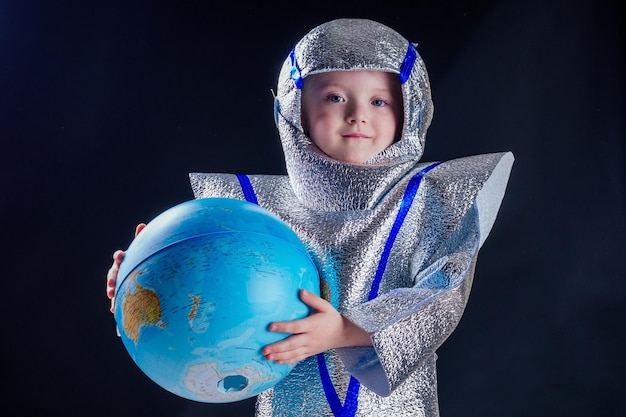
[262,289,372,364]
[105,223,146,313]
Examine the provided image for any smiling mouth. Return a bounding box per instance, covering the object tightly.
[342,133,370,139]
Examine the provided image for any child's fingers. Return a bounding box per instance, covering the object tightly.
[298,289,333,312]
[266,349,309,364]
[106,224,140,312]
[268,319,306,335]
[106,265,118,298]
[135,223,146,236]
[113,249,125,264]
[263,335,309,364]
[106,250,126,299]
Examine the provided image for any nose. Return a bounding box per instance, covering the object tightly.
[346,102,367,124]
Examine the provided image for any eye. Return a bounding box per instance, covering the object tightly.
[327,94,344,103]
[371,99,387,107]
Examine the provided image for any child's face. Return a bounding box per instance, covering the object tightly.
[301,70,403,164]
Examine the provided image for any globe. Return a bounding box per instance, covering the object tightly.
[114,197,320,403]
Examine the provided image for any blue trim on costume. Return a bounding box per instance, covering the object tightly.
[399,43,417,84]
[317,161,442,416]
[317,352,362,417]
[317,353,344,414]
[235,163,443,416]
[368,161,442,300]
[236,174,259,205]
[289,48,303,89]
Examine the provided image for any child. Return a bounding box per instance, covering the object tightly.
[106,18,513,416]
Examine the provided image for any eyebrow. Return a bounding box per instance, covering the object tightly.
[314,83,394,94]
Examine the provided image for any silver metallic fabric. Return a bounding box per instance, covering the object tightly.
[274,18,432,212]
[190,18,513,417]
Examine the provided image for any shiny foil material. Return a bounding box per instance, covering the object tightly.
[275,18,433,212]
[190,18,513,417]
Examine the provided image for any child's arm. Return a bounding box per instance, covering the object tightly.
[334,204,481,397]
[262,289,372,364]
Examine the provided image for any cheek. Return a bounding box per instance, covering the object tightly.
[306,111,332,137]
[387,108,402,142]
[379,113,400,144]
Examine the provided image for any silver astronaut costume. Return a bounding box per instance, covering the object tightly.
[190,19,514,417]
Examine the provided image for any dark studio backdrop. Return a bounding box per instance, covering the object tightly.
[1,0,623,416]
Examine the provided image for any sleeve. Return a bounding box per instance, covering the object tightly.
[337,205,479,396]
[337,151,514,396]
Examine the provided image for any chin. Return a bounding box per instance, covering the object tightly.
[336,156,368,165]
[323,149,371,165]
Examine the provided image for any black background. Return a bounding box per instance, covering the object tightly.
[1,1,624,416]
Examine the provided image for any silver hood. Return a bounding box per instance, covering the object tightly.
[274,18,434,212]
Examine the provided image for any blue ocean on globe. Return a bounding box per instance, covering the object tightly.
[114,198,320,403]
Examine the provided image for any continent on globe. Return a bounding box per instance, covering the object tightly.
[121,271,165,344]
[184,362,275,402]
